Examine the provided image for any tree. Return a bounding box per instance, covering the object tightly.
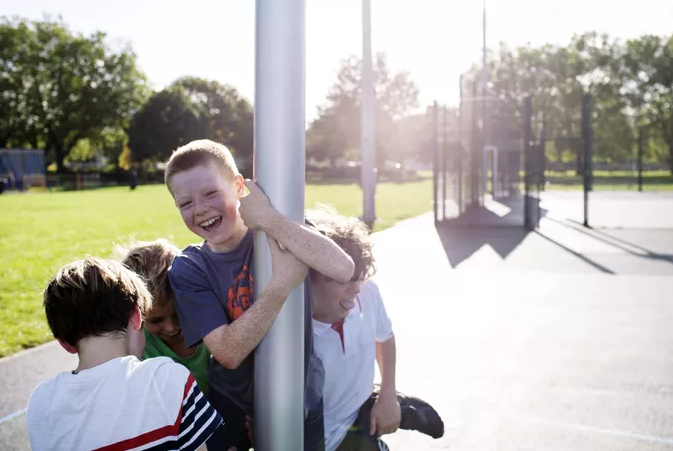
[307,53,420,164]
[0,16,148,172]
[171,77,254,165]
[127,87,209,163]
[620,34,673,172]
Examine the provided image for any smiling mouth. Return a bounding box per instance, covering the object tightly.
[164,329,183,339]
[199,216,222,231]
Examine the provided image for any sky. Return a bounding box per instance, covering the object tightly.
[3,0,672,120]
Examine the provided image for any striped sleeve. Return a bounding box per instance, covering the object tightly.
[176,374,223,450]
[92,374,222,451]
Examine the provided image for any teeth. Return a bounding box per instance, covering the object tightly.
[200,217,218,227]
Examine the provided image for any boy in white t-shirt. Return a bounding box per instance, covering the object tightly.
[308,209,444,451]
[26,257,224,451]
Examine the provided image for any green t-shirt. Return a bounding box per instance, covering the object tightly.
[142,329,210,396]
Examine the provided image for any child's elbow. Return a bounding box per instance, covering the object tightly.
[221,354,244,370]
[214,351,244,370]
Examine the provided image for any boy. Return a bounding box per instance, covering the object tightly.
[119,239,210,395]
[26,257,222,451]
[164,139,355,450]
[307,208,444,451]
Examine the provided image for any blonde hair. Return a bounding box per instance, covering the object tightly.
[43,257,153,347]
[116,239,180,308]
[164,139,239,191]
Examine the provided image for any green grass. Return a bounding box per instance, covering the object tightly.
[0,180,431,357]
[543,171,673,191]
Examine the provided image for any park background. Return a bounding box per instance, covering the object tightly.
[2,2,673,451]
[2,0,673,357]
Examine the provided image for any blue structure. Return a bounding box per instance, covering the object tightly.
[0,149,45,190]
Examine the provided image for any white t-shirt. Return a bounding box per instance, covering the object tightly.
[26,355,222,451]
[312,279,393,451]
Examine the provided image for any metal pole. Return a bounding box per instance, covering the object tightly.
[471,80,479,206]
[523,96,532,230]
[539,127,546,190]
[442,106,448,221]
[481,0,488,197]
[361,0,376,227]
[458,75,463,215]
[482,0,488,98]
[433,101,439,224]
[637,127,644,192]
[253,1,305,450]
[582,92,592,228]
[492,147,498,198]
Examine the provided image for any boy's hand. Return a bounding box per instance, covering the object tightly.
[240,180,278,231]
[268,235,308,295]
[369,391,401,437]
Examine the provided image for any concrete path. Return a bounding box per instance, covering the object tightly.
[2,211,673,450]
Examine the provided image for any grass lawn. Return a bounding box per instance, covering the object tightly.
[0,179,431,357]
[543,170,673,191]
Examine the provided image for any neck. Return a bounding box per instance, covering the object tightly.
[169,339,197,359]
[206,218,249,253]
[313,311,341,325]
[74,335,130,373]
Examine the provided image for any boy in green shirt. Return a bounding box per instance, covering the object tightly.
[119,239,210,395]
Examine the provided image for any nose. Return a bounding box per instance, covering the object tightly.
[193,198,208,215]
[347,281,360,297]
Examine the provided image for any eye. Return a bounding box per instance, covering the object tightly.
[147,318,163,324]
[206,190,218,197]
[178,201,192,209]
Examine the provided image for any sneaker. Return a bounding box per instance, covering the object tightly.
[398,392,444,439]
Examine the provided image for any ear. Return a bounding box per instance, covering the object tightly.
[130,305,143,331]
[234,174,246,199]
[57,339,77,355]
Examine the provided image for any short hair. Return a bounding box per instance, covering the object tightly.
[306,205,376,282]
[43,257,153,348]
[164,139,239,190]
[117,239,180,309]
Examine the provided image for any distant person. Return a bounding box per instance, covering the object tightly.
[307,207,444,451]
[26,257,222,451]
[164,139,355,450]
[118,239,210,395]
[129,168,138,190]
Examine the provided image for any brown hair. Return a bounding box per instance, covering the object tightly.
[306,205,376,282]
[117,239,180,309]
[164,139,239,191]
[43,257,153,348]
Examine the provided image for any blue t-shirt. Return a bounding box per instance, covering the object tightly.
[168,229,324,416]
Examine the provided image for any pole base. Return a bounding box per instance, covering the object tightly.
[362,218,376,232]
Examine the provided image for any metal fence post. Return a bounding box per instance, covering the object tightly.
[582,93,592,227]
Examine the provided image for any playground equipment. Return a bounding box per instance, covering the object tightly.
[0,149,46,191]
[433,86,602,230]
[433,76,521,225]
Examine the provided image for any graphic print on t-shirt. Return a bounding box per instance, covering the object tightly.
[226,264,254,321]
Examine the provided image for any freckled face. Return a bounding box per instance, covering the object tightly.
[170,164,245,251]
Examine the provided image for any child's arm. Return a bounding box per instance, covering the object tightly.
[203,236,308,369]
[240,181,355,283]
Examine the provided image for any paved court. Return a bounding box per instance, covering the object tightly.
[439,190,673,230]
[2,203,673,450]
[373,214,673,450]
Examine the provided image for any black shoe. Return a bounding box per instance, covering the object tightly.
[398,392,444,439]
